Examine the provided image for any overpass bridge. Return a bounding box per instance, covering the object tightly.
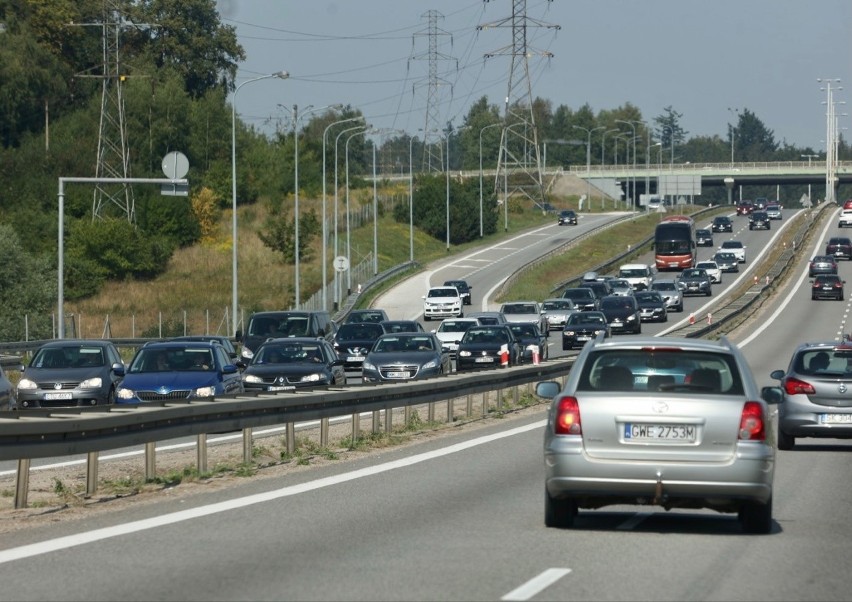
[373,160,852,203]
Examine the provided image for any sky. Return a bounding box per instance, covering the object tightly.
[217,0,852,152]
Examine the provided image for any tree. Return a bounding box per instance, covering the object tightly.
[733,108,778,161]
[0,224,56,340]
[653,106,688,160]
[127,0,245,98]
[258,206,321,264]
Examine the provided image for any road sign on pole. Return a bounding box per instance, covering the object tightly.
[334,255,350,272]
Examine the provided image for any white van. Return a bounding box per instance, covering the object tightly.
[618,263,654,291]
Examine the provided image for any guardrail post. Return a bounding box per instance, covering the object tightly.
[197,434,208,474]
[350,413,360,449]
[286,423,295,455]
[320,417,329,447]
[404,405,411,425]
[428,402,435,423]
[14,459,30,509]
[497,386,504,410]
[372,410,381,433]
[384,405,393,434]
[144,442,156,481]
[482,391,488,417]
[466,393,473,416]
[242,428,252,464]
[513,385,520,405]
[447,397,454,423]
[86,451,98,497]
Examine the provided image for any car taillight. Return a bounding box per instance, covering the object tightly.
[835,282,844,289]
[783,376,815,395]
[553,395,582,435]
[739,401,766,440]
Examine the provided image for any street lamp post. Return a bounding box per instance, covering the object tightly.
[727,107,740,168]
[231,70,288,336]
[344,128,366,295]
[280,103,340,309]
[409,133,418,261]
[572,125,605,210]
[818,79,841,204]
[479,122,503,237]
[615,120,637,209]
[802,153,819,205]
[322,115,363,310]
[600,128,619,208]
[334,125,367,309]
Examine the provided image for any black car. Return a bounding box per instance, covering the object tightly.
[242,338,345,391]
[344,309,390,324]
[598,295,642,334]
[677,268,713,296]
[713,251,740,273]
[633,290,668,323]
[507,322,549,363]
[171,335,239,362]
[380,320,425,333]
[695,228,714,246]
[443,279,473,305]
[749,211,771,230]
[578,280,613,304]
[561,311,610,350]
[711,216,733,232]
[16,340,126,409]
[557,210,578,226]
[362,333,451,383]
[456,325,522,370]
[561,287,599,311]
[811,274,845,300]
[332,322,387,372]
[808,255,839,277]
[825,237,852,260]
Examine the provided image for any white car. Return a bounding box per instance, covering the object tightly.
[540,298,578,331]
[695,260,722,284]
[618,263,653,291]
[718,240,747,263]
[432,317,480,357]
[839,209,852,228]
[422,286,463,321]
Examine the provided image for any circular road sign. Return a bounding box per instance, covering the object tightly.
[161,151,189,179]
[333,256,350,272]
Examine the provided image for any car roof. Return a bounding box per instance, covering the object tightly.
[38,339,113,348]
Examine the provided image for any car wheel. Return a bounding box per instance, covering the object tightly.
[544,488,577,528]
[677,303,684,312]
[740,497,772,534]
[777,429,795,450]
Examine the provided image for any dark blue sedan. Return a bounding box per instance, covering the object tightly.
[116,341,243,404]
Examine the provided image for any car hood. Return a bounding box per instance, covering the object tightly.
[22,367,107,382]
[601,308,637,319]
[244,364,329,379]
[366,351,439,364]
[119,371,221,391]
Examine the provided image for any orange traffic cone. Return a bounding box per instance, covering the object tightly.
[528,344,540,365]
[499,344,510,368]
[689,313,695,325]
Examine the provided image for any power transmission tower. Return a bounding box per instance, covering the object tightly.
[73,0,137,222]
[478,0,559,210]
[410,10,456,172]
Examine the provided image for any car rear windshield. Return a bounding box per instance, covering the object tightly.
[794,348,852,376]
[575,349,744,394]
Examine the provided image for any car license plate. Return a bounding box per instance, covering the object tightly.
[268,385,295,391]
[387,371,409,378]
[624,423,696,441]
[475,357,493,363]
[577,336,591,341]
[44,392,73,401]
[820,413,852,424]
[346,356,364,362]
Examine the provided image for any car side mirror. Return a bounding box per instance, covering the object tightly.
[761,386,783,405]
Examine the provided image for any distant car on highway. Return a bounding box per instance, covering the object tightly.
[443,279,472,306]
[649,279,684,312]
[456,325,522,370]
[344,309,390,324]
[540,298,578,331]
[499,301,548,336]
[507,322,549,363]
[633,290,668,323]
[695,259,722,284]
[561,311,610,350]
[432,317,481,357]
[557,209,578,226]
[711,215,733,232]
[422,286,464,321]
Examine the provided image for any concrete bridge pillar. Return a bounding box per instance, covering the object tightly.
[724,177,735,205]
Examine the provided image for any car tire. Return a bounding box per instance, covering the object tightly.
[544,488,577,528]
[677,303,684,312]
[740,497,772,534]
[777,429,795,450]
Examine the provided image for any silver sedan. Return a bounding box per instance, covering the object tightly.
[537,334,780,533]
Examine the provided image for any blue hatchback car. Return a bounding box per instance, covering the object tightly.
[116,341,243,404]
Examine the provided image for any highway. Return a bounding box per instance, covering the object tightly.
[0,207,850,601]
